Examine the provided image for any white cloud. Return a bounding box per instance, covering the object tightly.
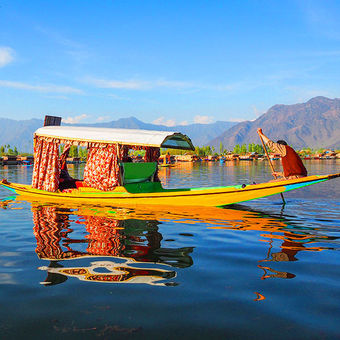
[96,116,110,122]
[0,80,83,94]
[85,76,291,95]
[153,116,213,126]
[179,120,189,126]
[62,114,89,124]
[84,77,194,91]
[231,118,248,122]
[251,105,265,120]
[84,75,275,96]
[154,79,194,89]
[193,115,214,124]
[152,116,177,127]
[0,47,14,67]
[85,77,148,89]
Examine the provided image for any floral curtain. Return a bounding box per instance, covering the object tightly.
[59,144,71,169]
[83,145,120,191]
[32,137,60,192]
[119,145,130,162]
[144,147,160,162]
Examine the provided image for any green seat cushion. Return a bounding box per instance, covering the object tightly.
[121,162,157,184]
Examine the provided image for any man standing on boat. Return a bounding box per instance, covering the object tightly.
[257,128,308,180]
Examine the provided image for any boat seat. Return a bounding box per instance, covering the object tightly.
[121,162,157,184]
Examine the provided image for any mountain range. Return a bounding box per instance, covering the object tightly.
[1,96,339,153]
[0,116,236,152]
[210,96,340,150]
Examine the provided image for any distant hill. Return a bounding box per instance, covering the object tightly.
[0,116,236,152]
[210,96,340,150]
[0,118,43,153]
[2,96,339,153]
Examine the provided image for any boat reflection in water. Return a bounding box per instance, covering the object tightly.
[1,196,333,286]
[32,204,193,286]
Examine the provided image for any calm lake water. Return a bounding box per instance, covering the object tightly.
[0,160,339,339]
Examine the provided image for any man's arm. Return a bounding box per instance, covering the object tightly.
[257,128,286,157]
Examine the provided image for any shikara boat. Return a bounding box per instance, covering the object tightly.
[1,124,339,207]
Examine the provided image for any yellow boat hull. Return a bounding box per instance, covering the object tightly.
[1,173,339,207]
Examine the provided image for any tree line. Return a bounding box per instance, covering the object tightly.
[1,143,337,159]
[59,145,88,159]
[0,145,19,156]
[194,143,266,157]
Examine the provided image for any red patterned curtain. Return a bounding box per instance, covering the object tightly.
[144,147,160,162]
[59,144,71,169]
[119,145,130,161]
[32,137,60,192]
[83,145,120,191]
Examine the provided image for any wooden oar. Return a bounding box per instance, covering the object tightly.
[258,133,286,205]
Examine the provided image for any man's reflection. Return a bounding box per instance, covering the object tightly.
[210,205,333,280]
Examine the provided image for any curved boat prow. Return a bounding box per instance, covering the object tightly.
[0,179,18,194]
[327,173,340,180]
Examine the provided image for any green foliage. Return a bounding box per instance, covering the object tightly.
[233,143,264,155]
[195,145,213,157]
[0,144,21,156]
[78,147,88,160]
[69,145,79,158]
[233,144,240,154]
[240,144,247,155]
[254,144,264,154]
[131,149,146,157]
[160,148,188,155]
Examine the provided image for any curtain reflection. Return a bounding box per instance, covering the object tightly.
[32,205,193,286]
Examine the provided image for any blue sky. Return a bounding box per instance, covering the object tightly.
[1,0,340,125]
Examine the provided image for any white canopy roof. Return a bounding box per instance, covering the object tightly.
[34,126,195,150]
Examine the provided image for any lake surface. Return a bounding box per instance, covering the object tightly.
[0,160,339,339]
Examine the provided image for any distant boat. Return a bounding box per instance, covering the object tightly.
[239,156,253,161]
[159,163,176,168]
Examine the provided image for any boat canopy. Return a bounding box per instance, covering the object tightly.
[34,126,195,150]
